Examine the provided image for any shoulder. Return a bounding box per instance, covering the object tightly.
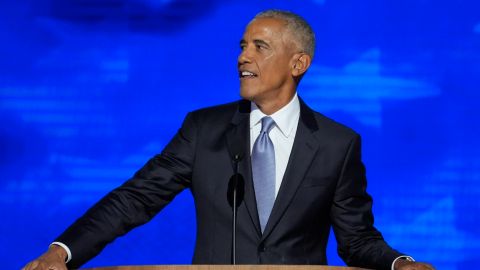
[191,100,242,116]
[184,100,248,126]
[300,98,360,143]
[315,111,358,137]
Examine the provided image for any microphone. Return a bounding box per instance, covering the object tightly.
[227,155,245,206]
[227,153,244,265]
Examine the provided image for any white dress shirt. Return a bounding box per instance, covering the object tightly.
[249,93,300,197]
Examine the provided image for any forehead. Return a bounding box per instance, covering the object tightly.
[242,17,289,41]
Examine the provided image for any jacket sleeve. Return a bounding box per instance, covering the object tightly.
[330,134,403,270]
[55,112,198,269]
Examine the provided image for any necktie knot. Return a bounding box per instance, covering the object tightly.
[261,117,275,134]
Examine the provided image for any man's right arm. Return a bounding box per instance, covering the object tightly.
[23,112,199,269]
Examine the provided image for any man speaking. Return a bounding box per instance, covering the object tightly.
[24,10,433,270]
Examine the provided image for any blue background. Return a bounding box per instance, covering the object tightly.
[1,1,479,269]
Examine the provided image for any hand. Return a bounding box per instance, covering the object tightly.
[22,245,68,270]
[394,259,435,270]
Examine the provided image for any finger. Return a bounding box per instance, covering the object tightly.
[23,260,37,270]
[418,263,435,270]
[50,263,68,270]
[29,260,40,270]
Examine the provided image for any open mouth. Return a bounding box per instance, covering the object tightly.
[239,71,258,79]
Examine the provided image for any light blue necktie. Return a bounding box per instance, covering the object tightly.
[252,116,276,233]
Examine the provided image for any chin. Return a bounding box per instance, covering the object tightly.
[239,88,256,101]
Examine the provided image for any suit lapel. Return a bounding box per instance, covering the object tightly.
[225,100,262,237]
[261,99,320,240]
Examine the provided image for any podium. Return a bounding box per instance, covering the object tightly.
[85,265,370,270]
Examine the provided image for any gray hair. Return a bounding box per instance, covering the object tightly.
[253,10,316,58]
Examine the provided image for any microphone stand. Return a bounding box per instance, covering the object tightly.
[231,154,240,265]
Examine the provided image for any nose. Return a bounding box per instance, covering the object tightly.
[238,47,252,65]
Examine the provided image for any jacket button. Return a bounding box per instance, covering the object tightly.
[258,243,266,252]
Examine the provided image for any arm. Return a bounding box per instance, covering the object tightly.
[24,112,199,269]
[330,134,402,270]
[330,135,435,270]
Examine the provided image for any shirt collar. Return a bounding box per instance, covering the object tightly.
[250,93,300,138]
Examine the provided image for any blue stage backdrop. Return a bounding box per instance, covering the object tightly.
[1,1,479,269]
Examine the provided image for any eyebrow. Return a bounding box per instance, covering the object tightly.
[239,39,271,48]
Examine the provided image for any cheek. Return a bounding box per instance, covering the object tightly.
[263,51,276,60]
[262,60,290,82]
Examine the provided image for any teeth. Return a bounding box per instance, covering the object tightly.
[241,71,255,76]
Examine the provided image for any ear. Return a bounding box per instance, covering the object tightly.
[291,53,312,77]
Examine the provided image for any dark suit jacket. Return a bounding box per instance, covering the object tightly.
[56,98,403,270]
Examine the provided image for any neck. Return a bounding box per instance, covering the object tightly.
[255,92,296,115]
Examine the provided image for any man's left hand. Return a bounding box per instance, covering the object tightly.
[394,259,435,270]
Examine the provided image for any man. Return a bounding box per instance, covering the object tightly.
[24,10,434,270]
